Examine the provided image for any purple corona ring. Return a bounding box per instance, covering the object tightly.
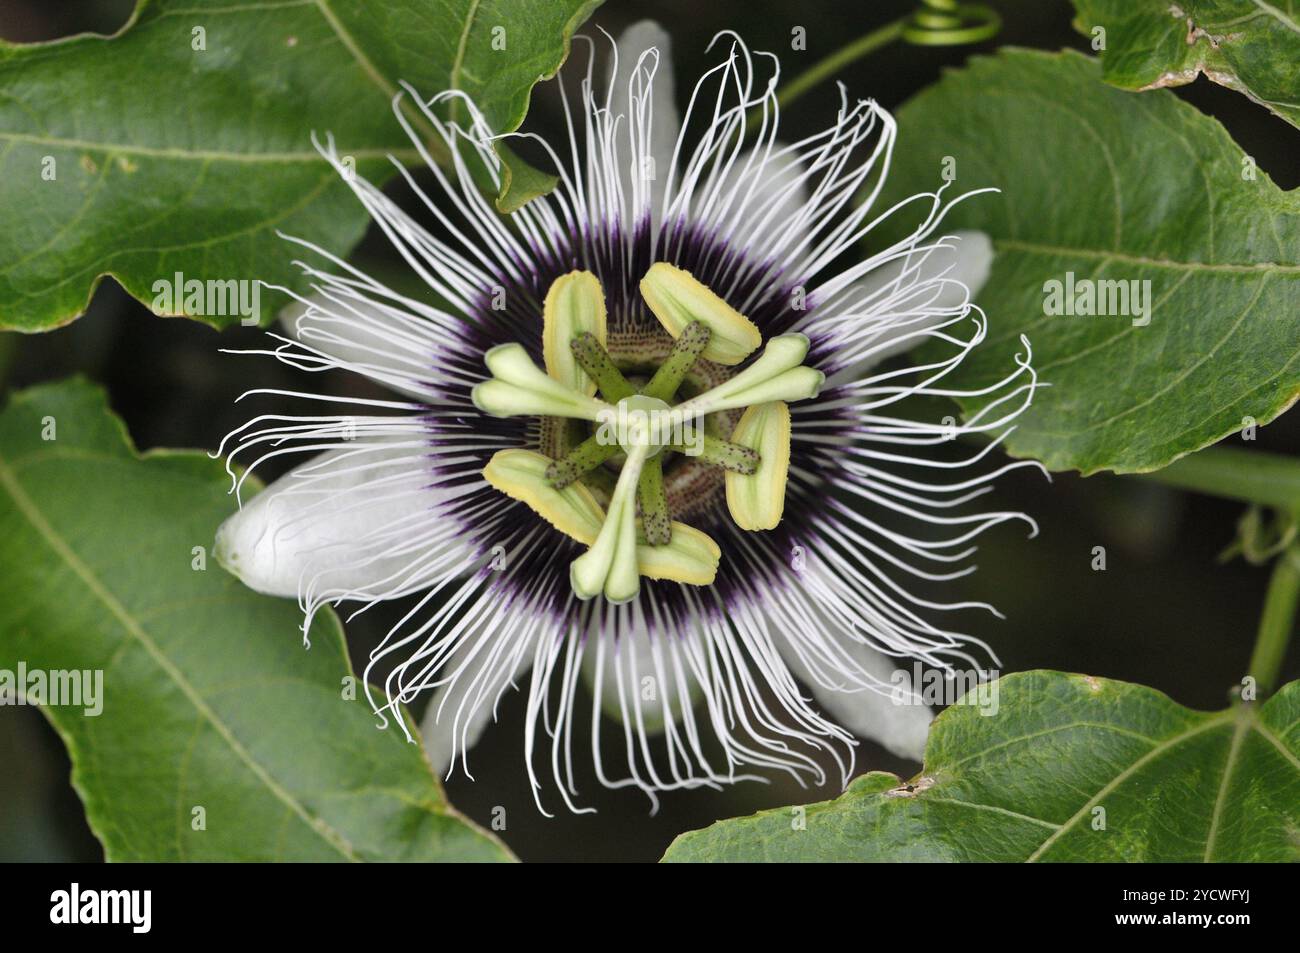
[215,21,1040,814]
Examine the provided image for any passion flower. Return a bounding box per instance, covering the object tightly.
[216,22,1039,814]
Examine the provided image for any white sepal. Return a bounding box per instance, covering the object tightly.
[215,444,455,600]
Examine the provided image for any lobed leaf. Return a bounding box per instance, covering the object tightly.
[882,49,1300,473]
[0,378,512,861]
[0,0,601,331]
[664,671,1300,862]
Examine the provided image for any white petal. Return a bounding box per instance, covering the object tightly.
[215,443,458,600]
[830,230,993,378]
[609,20,679,223]
[774,631,932,761]
[420,640,533,776]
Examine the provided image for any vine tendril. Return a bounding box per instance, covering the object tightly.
[902,0,1001,47]
[770,4,1002,112]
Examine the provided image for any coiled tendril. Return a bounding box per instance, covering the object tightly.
[903,0,1001,47]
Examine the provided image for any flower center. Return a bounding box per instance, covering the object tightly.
[609,395,671,455]
[473,263,824,603]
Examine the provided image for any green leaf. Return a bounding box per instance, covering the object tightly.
[882,49,1300,474]
[496,142,561,215]
[0,0,601,332]
[663,671,1300,862]
[0,378,512,862]
[1072,0,1300,129]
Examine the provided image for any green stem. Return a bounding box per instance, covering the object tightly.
[1248,544,1300,696]
[775,17,907,110]
[1138,446,1300,515]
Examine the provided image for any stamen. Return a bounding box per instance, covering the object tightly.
[636,457,671,545]
[640,262,761,365]
[483,449,719,587]
[543,270,607,395]
[545,432,618,488]
[634,522,720,586]
[726,401,792,531]
[569,332,636,401]
[670,433,760,473]
[641,320,711,401]
[483,448,606,542]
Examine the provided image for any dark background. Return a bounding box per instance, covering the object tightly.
[2,0,1297,863]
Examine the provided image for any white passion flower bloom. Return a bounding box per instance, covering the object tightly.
[215,22,1040,814]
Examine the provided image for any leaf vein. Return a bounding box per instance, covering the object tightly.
[0,453,363,863]
[1025,713,1231,862]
